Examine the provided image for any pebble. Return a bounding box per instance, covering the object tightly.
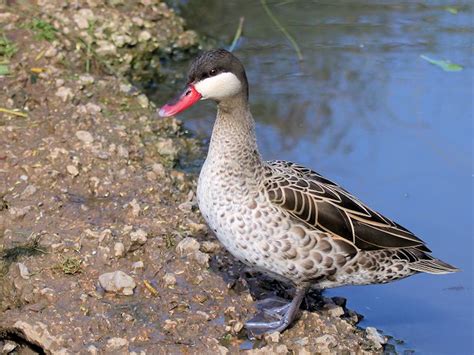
[106,337,129,350]
[365,327,386,349]
[21,184,37,198]
[323,303,345,318]
[265,331,281,343]
[114,242,125,257]
[79,74,95,86]
[55,86,73,102]
[73,8,95,29]
[192,250,210,267]
[137,94,149,108]
[67,165,79,176]
[131,261,144,270]
[151,162,165,177]
[3,341,17,353]
[130,228,148,245]
[163,273,176,287]
[98,271,136,296]
[176,237,200,256]
[9,206,32,219]
[200,241,220,253]
[138,30,151,42]
[156,138,179,157]
[76,130,94,144]
[18,263,30,279]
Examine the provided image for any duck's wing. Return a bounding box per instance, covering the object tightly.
[263,160,430,252]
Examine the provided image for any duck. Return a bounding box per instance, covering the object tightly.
[159,48,459,336]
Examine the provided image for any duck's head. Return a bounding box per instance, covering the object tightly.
[159,49,248,117]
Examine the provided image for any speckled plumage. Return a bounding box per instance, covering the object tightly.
[162,49,458,335]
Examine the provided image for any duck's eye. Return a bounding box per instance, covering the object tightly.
[209,69,217,76]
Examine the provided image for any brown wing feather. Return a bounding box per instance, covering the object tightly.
[264,160,430,252]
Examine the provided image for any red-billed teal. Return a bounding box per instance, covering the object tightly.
[159,49,458,336]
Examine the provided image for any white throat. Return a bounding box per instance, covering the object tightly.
[195,72,242,100]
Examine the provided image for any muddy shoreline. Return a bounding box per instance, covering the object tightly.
[1,1,388,353]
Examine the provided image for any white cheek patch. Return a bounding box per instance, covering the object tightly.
[194,72,242,100]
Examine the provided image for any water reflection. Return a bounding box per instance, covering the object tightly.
[147,0,473,353]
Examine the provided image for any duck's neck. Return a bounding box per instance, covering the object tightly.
[207,94,262,170]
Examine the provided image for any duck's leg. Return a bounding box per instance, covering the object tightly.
[245,287,307,337]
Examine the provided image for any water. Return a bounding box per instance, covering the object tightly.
[152,1,473,353]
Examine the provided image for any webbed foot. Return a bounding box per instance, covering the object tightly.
[245,287,307,338]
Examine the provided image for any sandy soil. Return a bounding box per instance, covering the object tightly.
[0,1,388,354]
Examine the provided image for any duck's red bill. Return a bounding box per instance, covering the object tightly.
[158,85,201,117]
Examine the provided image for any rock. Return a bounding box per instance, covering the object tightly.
[200,241,220,253]
[192,250,210,267]
[163,273,176,287]
[67,165,79,176]
[114,242,125,257]
[13,321,64,353]
[176,237,200,256]
[3,341,17,353]
[129,198,140,217]
[132,261,144,270]
[87,345,98,354]
[9,206,32,219]
[366,327,386,349]
[55,86,73,102]
[315,334,337,348]
[156,138,179,157]
[99,271,136,295]
[96,40,117,56]
[76,130,94,144]
[264,331,281,343]
[44,46,58,58]
[79,74,95,86]
[323,303,345,318]
[137,94,149,108]
[151,162,165,177]
[138,30,151,42]
[21,184,37,198]
[130,228,148,245]
[106,337,129,351]
[18,262,30,279]
[73,8,95,29]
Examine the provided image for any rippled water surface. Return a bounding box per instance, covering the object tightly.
[152,1,473,353]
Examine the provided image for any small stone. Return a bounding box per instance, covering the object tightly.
[315,334,336,347]
[275,345,288,354]
[137,94,149,108]
[85,103,102,114]
[200,241,220,253]
[73,8,95,29]
[192,250,210,267]
[163,273,176,287]
[131,261,144,270]
[138,30,151,42]
[87,345,98,354]
[156,138,179,157]
[8,206,31,219]
[55,86,73,102]
[216,345,229,355]
[67,165,79,176]
[130,229,147,245]
[294,337,309,346]
[44,46,58,58]
[99,271,136,296]
[163,319,177,331]
[264,331,281,343]
[18,263,30,279]
[129,199,140,217]
[114,242,125,257]
[96,40,116,56]
[366,327,386,349]
[21,184,37,198]
[79,74,95,85]
[119,83,132,93]
[3,341,17,353]
[106,337,129,350]
[151,163,165,177]
[323,303,345,318]
[196,310,210,320]
[176,237,200,256]
[76,130,94,144]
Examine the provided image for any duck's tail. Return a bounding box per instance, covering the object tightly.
[409,257,460,274]
[397,248,459,274]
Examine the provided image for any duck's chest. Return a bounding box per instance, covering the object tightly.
[196,158,265,252]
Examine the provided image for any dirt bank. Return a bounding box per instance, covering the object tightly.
[0,1,388,353]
